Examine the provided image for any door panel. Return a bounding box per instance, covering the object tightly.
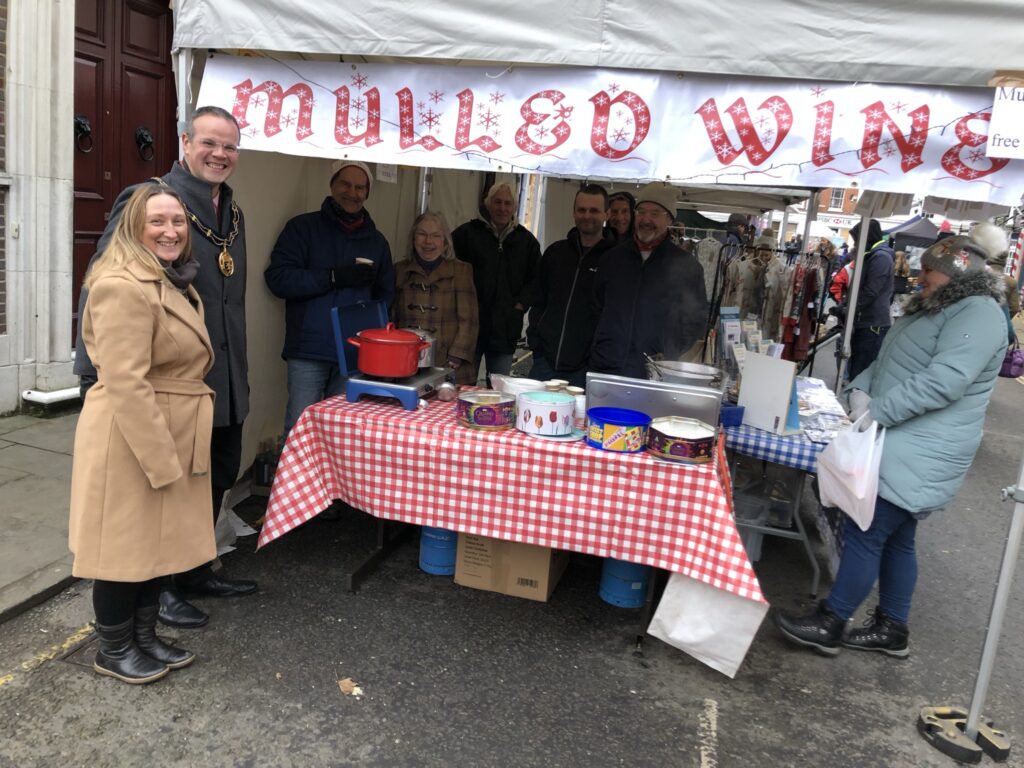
[72,0,176,340]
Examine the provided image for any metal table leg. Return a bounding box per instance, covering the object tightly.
[344,518,413,593]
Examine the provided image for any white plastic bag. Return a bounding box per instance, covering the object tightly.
[816,413,885,531]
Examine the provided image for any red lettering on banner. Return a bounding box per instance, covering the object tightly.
[811,101,836,166]
[332,86,382,147]
[454,89,501,153]
[588,90,650,159]
[515,90,571,155]
[941,110,1010,180]
[696,96,792,166]
[859,101,929,171]
[232,79,314,139]
[395,88,442,151]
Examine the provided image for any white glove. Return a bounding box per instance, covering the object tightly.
[848,389,872,422]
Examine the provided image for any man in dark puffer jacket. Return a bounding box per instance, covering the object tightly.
[265,160,394,434]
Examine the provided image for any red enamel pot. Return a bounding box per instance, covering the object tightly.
[347,323,430,378]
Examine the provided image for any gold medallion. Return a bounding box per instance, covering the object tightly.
[218,245,235,277]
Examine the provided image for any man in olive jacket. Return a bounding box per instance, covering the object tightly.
[453,181,541,381]
[75,106,256,628]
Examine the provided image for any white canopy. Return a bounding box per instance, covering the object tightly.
[174,0,1024,88]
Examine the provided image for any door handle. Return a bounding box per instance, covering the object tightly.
[74,114,93,153]
[134,127,155,161]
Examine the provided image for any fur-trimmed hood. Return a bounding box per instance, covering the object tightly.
[904,269,1004,315]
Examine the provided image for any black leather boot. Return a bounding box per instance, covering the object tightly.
[134,605,196,669]
[842,607,910,658]
[158,585,209,628]
[93,618,168,684]
[773,600,846,656]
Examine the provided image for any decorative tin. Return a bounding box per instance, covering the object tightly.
[456,390,516,431]
[516,391,576,436]
[585,407,652,453]
[646,416,716,464]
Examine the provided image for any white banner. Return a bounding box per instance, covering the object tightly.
[197,54,1024,206]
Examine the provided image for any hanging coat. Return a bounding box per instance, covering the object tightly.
[69,262,217,581]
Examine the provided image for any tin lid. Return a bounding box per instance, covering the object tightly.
[357,322,423,344]
[650,416,715,439]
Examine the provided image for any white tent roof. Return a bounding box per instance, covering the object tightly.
[174,0,1024,88]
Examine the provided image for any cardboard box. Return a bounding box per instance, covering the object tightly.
[454,535,569,602]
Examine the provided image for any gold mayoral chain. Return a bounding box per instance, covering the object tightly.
[184,201,241,277]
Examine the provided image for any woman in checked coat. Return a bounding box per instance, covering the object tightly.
[70,185,217,684]
[393,211,479,385]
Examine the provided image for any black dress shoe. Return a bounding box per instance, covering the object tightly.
[158,586,209,629]
[176,572,258,598]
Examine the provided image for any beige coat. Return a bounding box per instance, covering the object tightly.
[69,262,217,581]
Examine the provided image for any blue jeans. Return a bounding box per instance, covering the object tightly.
[529,356,588,389]
[473,351,514,386]
[826,496,918,624]
[285,358,346,435]
[848,326,889,382]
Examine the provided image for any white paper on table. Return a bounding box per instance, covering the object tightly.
[648,574,769,678]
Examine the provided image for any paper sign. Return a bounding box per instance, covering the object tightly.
[987,87,1024,160]
[375,163,399,184]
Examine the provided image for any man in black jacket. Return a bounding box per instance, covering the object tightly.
[74,106,256,628]
[525,184,615,387]
[845,218,894,381]
[590,183,708,379]
[453,182,541,381]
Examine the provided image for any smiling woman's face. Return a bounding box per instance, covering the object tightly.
[142,194,188,263]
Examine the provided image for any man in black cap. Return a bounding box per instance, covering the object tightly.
[844,218,894,381]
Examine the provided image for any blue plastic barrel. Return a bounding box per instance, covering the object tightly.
[419,526,458,575]
[599,557,651,608]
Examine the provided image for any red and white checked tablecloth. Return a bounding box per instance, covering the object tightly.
[259,394,765,604]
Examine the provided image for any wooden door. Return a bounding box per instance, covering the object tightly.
[73,0,177,338]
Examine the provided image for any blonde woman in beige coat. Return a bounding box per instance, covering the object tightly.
[70,185,216,684]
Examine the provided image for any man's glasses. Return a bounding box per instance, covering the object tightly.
[197,138,240,155]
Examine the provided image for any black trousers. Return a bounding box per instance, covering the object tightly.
[93,578,162,625]
[209,421,244,525]
[848,326,889,382]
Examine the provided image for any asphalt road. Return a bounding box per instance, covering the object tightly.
[1,375,1022,768]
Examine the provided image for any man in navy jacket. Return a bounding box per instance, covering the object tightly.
[845,218,894,381]
[265,160,394,434]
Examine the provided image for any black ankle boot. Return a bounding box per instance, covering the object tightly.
[94,618,168,684]
[773,600,846,656]
[842,607,910,658]
[134,605,196,669]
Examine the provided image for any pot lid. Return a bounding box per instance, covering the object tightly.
[356,322,424,344]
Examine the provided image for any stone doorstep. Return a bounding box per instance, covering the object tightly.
[0,554,77,626]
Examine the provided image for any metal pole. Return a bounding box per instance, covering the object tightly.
[800,191,819,250]
[175,48,194,156]
[836,201,877,391]
[417,166,431,215]
[964,475,1024,740]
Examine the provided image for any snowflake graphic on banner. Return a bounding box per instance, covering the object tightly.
[351,73,369,91]
[810,86,827,98]
[478,108,499,130]
[429,90,444,104]
[489,90,505,105]
[419,107,442,131]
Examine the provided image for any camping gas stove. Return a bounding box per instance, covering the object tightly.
[346,366,452,410]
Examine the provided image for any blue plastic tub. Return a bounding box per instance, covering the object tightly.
[585,407,651,452]
[599,557,651,608]
[419,526,458,575]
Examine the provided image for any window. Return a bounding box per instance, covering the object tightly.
[828,188,845,210]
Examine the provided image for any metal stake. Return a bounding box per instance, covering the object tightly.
[917,458,1022,763]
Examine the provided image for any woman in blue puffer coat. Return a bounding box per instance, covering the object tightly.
[775,234,1008,658]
